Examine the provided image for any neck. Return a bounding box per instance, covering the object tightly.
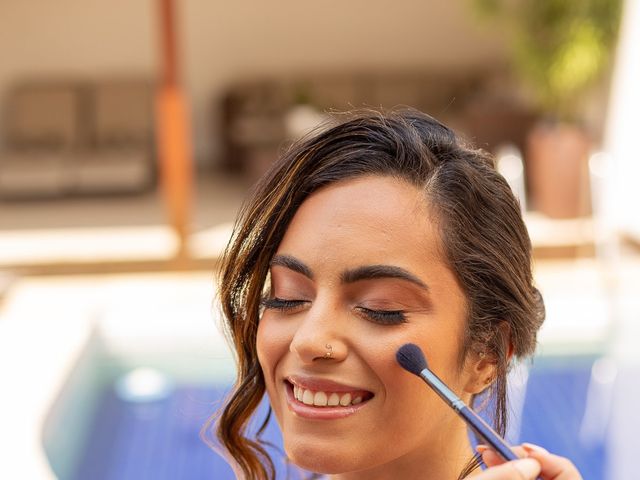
[329,420,478,480]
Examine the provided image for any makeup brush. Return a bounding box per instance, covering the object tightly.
[396,343,519,463]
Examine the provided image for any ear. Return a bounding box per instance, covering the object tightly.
[462,322,513,395]
[462,350,498,395]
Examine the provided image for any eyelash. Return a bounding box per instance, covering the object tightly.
[356,307,407,325]
[260,297,306,312]
[260,297,407,325]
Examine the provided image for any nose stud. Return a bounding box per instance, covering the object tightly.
[325,344,333,358]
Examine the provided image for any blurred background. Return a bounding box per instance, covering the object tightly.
[0,1,638,479]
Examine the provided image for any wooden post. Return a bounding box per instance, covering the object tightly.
[156,0,193,261]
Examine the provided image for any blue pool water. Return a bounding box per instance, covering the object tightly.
[71,358,623,480]
[519,363,606,480]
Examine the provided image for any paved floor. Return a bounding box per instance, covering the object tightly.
[0,170,251,272]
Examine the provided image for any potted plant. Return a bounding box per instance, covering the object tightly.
[473,0,623,218]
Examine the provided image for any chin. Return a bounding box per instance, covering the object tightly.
[285,439,364,475]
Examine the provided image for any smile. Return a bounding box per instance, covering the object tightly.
[293,383,369,407]
[284,377,374,419]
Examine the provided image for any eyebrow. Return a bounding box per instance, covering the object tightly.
[341,265,429,291]
[270,254,314,279]
[270,254,429,291]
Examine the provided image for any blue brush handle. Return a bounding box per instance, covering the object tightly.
[457,405,518,461]
[418,368,518,461]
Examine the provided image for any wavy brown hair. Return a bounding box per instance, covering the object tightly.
[204,109,545,479]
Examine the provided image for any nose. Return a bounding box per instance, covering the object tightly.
[289,299,347,364]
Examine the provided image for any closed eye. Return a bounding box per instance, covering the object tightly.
[260,297,407,325]
[260,297,307,312]
[355,307,407,325]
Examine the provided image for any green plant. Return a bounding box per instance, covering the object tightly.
[473,0,623,121]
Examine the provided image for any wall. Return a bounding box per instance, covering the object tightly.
[604,0,640,240]
[0,1,506,166]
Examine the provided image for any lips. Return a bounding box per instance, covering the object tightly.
[283,375,374,419]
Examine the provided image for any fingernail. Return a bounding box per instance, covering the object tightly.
[475,444,489,453]
[513,458,541,478]
[522,443,548,454]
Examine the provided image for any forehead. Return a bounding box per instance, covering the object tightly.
[277,175,444,270]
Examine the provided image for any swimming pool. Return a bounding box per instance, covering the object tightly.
[42,337,635,480]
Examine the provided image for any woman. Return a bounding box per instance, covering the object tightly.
[211,110,582,479]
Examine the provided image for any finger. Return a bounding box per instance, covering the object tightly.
[474,458,541,480]
[522,444,583,480]
[477,445,528,468]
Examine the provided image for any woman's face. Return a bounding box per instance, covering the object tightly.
[257,175,486,478]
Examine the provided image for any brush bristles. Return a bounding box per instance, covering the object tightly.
[396,343,428,375]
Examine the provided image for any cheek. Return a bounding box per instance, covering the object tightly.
[376,322,466,411]
[256,314,291,381]
[256,314,298,428]
[361,353,459,458]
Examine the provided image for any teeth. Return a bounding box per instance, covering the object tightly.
[302,389,314,405]
[313,391,328,406]
[339,393,352,406]
[292,385,367,407]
